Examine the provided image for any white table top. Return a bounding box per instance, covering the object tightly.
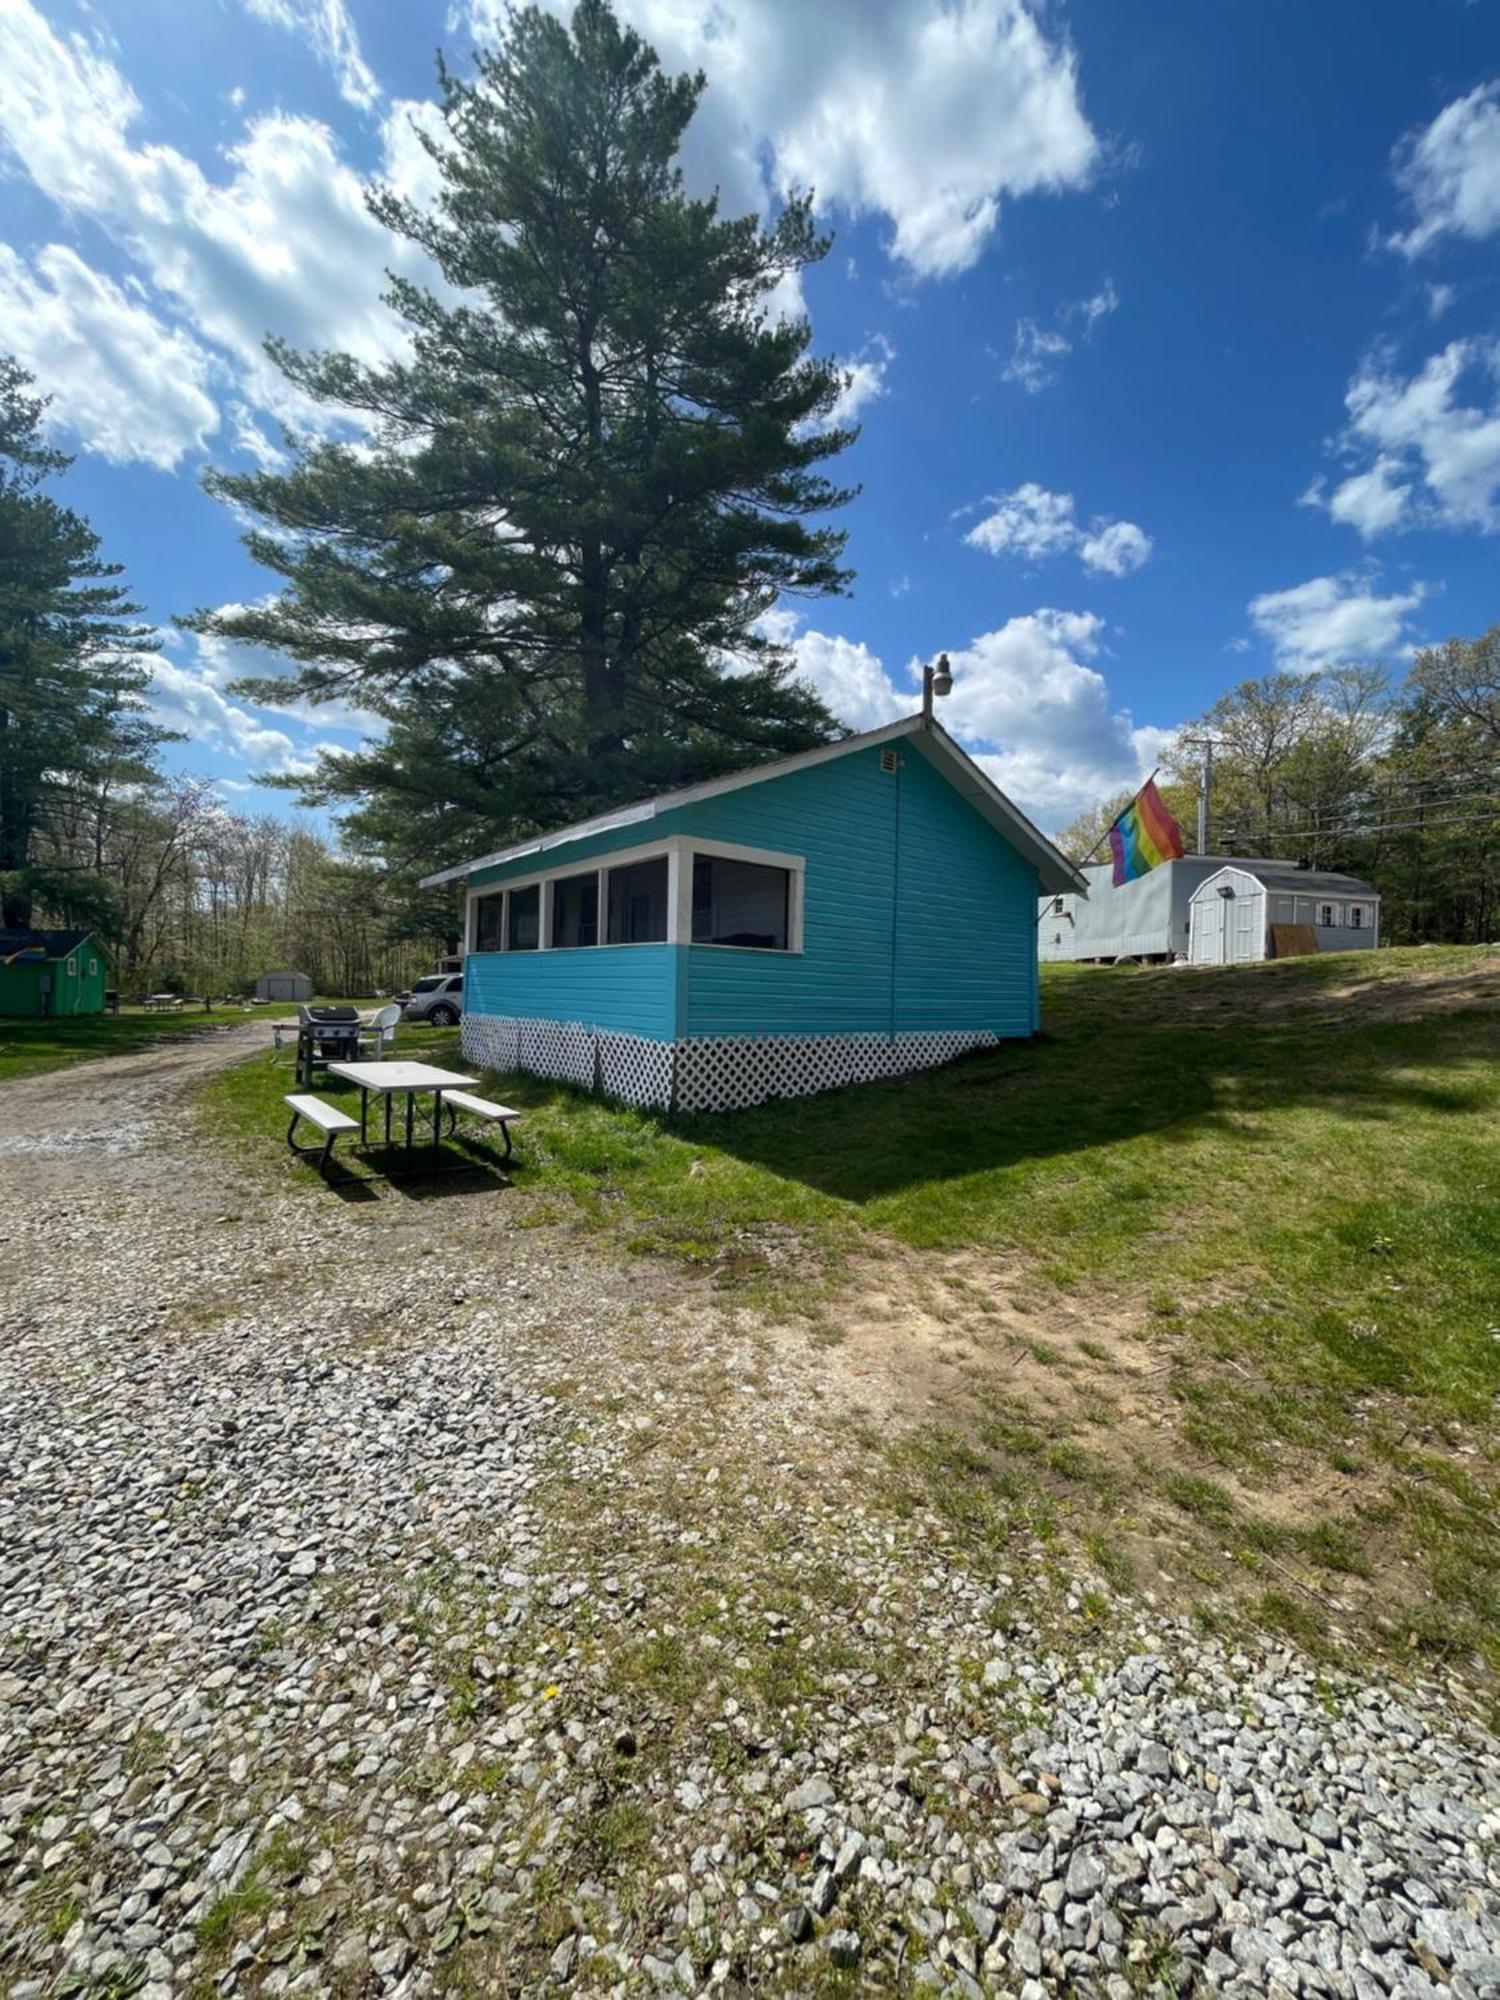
[326,1061,476,1092]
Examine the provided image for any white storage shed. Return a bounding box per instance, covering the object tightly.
[1188,866,1380,965]
[255,969,314,1002]
[1039,855,1301,964]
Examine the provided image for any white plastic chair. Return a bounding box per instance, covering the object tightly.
[357,1002,402,1060]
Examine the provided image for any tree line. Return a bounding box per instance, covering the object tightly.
[1059,641,1500,945]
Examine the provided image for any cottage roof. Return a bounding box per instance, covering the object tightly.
[0,927,94,963]
[421,714,1086,896]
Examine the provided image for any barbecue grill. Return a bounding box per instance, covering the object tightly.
[295,1003,360,1086]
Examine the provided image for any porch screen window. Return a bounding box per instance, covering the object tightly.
[691,854,790,949]
[551,871,599,948]
[507,883,540,950]
[606,856,669,943]
[475,894,505,951]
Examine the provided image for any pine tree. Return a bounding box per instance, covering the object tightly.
[195,0,857,855]
[0,357,163,931]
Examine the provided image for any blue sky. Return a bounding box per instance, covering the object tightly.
[1,0,1497,835]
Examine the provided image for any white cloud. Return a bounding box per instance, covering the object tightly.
[784,628,910,733]
[1309,340,1500,538]
[1303,457,1411,538]
[1001,318,1072,394]
[999,278,1118,392]
[1077,518,1151,577]
[1388,83,1500,258]
[966,482,1077,559]
[777,605,1165,826]
[825,334,894,427]
[965,482,1152,575]
[1248,573,1427,673]
[230,402,288,471]
[148,656,308,773]
[1073,278,1118,331]
[0,242,219,469]
[0,4,437,437]
[179,612,385,739]
[240,0,381,114]
[486,0,1098,279]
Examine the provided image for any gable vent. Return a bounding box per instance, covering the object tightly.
[880,748,899,774]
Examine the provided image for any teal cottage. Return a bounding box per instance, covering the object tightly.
[421,714,1083,1112]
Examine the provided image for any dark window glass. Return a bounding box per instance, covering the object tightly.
[691,854,790,949]
[606,856,669,943]
[475,895,505,952]
[551,871,599,947]
[507,882,540,950]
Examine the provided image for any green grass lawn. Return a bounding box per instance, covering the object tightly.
[0,1003,230,1084]
[200,944,1500,1680]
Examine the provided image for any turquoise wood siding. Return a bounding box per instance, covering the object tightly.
[678,744,1039,1038]
[459,739,1041,1045]
[464,943,677,1039]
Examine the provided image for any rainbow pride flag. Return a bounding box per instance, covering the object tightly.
[1108,777,1186,886]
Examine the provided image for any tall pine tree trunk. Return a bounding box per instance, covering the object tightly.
[0,707,35,929]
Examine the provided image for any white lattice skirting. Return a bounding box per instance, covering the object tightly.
[462,1014,997,1112]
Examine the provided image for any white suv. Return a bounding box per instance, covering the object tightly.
[402,972,463,1027]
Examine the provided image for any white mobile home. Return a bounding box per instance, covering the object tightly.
[1040,856,1301,963]
[1187,866,1380,965]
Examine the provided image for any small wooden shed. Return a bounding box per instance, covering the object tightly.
[0,929,108,1017]
[255,969,313,1002]
[1188,866,1380,965]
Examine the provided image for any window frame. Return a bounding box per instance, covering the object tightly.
[506,881,541,952]
[550,868,601,949]
[464,836,805,955]
[1317,901,1340,928]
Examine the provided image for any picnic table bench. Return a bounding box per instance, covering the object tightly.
[283,1063,522,1177]
[284,1092,360,1170]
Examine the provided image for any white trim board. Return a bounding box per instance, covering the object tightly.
[423,714,1085,896]
[466,834,807,954]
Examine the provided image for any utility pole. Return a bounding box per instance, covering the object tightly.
[1177,735,1217,855]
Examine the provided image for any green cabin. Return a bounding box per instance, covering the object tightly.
[0,929,108,1017]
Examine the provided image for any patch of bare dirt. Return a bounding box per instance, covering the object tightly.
[791,1244,1489,1655]
[1143,954,1500,1028]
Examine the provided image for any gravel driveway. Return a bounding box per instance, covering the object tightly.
[1,1035,1497,1998]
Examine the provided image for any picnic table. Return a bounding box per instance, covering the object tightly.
[325,1059,478,1151]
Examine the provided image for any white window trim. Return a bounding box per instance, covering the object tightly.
[65,956,77,976]
[465,834,805,955]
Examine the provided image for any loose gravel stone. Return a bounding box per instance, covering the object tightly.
[2,1031,1498,1997]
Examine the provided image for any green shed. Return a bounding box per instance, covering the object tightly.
[0,929,108,1017]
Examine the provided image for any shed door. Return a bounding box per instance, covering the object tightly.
[1190,893,1228,965]
[1228,887,1264,962]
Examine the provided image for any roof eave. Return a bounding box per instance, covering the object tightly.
[418,712,1083,897]
[417,716,929,888]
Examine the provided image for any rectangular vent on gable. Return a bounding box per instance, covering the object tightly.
[880,748,899,774]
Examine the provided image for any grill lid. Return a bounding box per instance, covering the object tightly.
[300,1003,359,1024]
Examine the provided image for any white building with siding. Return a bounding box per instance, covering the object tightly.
[1040,856,1380,964]
[1187,865,1380,964]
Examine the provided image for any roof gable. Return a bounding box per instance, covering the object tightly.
[421,715,1084,896]
[0,927,94,962]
